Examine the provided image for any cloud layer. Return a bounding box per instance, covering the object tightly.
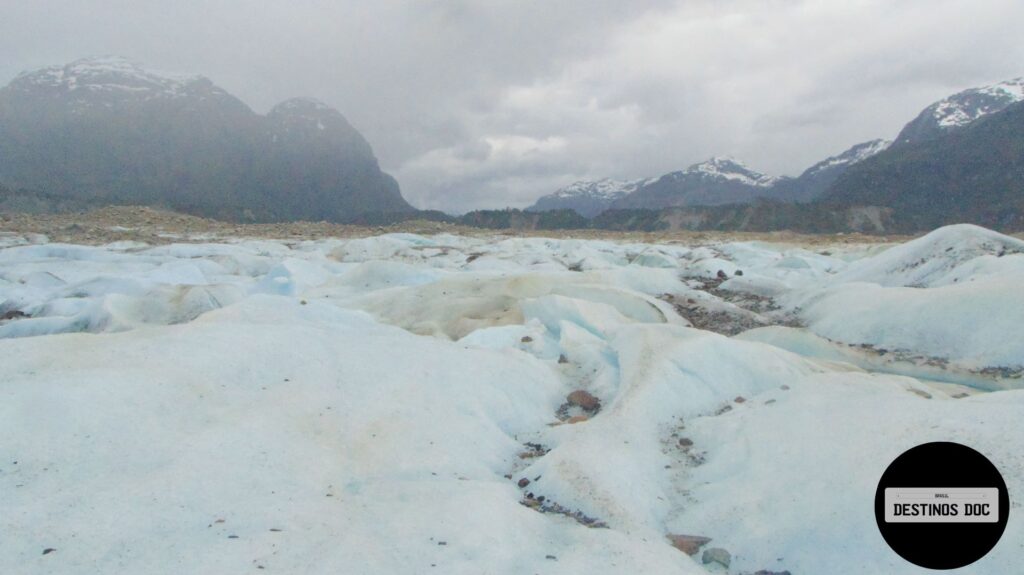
[3,0,1023,211]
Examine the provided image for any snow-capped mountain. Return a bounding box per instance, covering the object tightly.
[769,139,892,203]
[610,157,779,210]
[681,156,781,187]
[825,97,1024,231]
[526,178,649,217]
[0,57,412,221]
[894,77,1024,145]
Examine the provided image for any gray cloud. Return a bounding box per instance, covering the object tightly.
[3,0,1023,212]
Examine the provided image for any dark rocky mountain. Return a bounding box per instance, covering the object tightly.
[893,78,1024,146]
[609,157,778,210]
[768,139,890,203]
[525,178,649,217]
[823,100,1024,231]
[0,57,412,222]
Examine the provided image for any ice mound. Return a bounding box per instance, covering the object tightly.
[833,224,1024,287]
[350,271,683,340]
[770,226,1024,373]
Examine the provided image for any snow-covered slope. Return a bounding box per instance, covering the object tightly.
[770,139,892,203]
[895,77,1024,145]
[802,139,892,178]
[1,225,1022,574]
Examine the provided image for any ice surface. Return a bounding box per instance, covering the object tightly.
[1,224,1022,574]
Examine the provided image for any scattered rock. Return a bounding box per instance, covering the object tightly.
[750,571,791,575]
[1,310,28,321]
[517,478,531,488]
[702,547,731,568]
[952,392,970,399]
[566,390,600,411]
[735,269,744,276]
[558,354,569,364]
[715,404,733,415]
[521,494,608,528]
[667,534,711,556]
[518,442,549,459]
[734,396,747,404]
[42,548,56,556]
[909,388,932,399]
[545,555,557,561]
[764,399,777,405]
[520,336,533,343]
[780,385,791,391]
[678,437,694,449]
[716,270,729,279]
[567,415,589,424]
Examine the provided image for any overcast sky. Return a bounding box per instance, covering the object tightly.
[3,0,1023,212]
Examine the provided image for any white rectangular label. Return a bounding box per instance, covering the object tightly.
[885,488,999,523]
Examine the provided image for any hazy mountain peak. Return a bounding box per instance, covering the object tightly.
[271,97,338,115]
[0,57,413,221]
[10,56,206,97]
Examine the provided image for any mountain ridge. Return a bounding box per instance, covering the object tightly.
[0,56,413,222]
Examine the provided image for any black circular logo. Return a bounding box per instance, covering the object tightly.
[875,442,1009,570]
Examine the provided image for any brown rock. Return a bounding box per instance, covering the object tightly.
[567,415,589,424]
[716,270,728,279]
[678,437,694,449]
[517,478,531,488]
[667,534,711,555]
[734,396,747,404]
[566,390,601,411]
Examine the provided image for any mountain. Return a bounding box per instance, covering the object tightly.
[525,178,649,217]
[0,57,413,221]
[893,77,1024,146]
[609,157,779,210]
[769,139,891,203]
[823,99,1024,231]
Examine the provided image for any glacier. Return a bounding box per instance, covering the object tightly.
[1,224,1022,574]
